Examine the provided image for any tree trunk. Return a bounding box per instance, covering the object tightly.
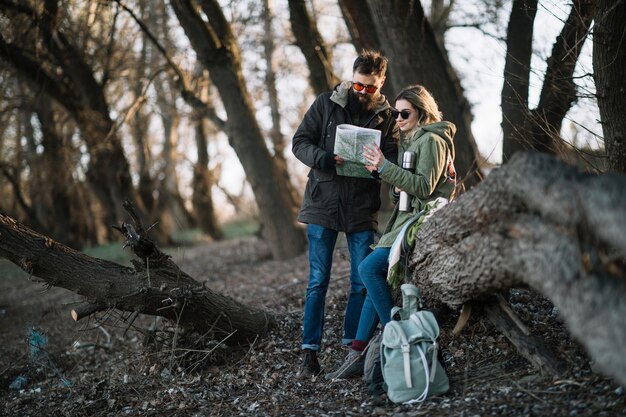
[429,0,454,49]
[530,0,595,155]
[151,0,196,231]
[155,83,196,231]
[132,20,157,215]
[358,0,482,187]
[192,107,223,241]
[503,0,595,160]
[337,0,398,105]
[593,0,626,173]
[264,0,302,209]
[287,0,340,96]
[128,25,174,245]
[407,151,626,387]
[0,207,274,345]
[501,0,537,160]
[0,1,151,243]
[33,97,99,248]
[170,0,306,260]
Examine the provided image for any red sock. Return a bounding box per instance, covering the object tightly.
[351,340,368,352]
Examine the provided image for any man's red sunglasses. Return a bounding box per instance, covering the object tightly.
[352,81,379,94]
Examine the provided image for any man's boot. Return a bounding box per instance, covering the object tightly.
[296,349,321,379]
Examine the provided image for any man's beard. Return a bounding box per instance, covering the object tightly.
[350,89,377,113]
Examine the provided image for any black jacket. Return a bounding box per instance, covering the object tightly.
[292,82,400,232]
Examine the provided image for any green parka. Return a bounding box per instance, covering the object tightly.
[292,81,400,232]
[376,121,456,248]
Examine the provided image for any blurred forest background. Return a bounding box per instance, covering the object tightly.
[0,0,622,258]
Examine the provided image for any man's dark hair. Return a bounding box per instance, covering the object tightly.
[353,49,388,76]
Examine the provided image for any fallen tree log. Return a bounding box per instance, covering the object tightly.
[0,204,274,345]
[409,152,626,386]
[2,152,624,384]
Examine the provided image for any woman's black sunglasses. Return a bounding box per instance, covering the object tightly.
[391,109,411,120]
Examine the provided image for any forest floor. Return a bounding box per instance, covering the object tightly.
[0,235,625,417]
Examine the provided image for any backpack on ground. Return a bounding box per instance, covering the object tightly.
[380,284,449,403]
[363,331,384,399]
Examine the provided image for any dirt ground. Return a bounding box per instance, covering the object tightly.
[1,236,625,416]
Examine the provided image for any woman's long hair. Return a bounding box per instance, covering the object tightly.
[394,85,442,140]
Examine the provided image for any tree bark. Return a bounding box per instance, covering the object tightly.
[170,0,306,259]
[593,0,626,173]
[264,0,302,209]
[503,0,595,160]
[501,0,537,160]
[287,0,340,96]
[192,105,223,240]
[33,96,99,248]
[0,1,150,243]
[152,0,196,231]
[407,151,626,387]
[357,0,482,187]
[337,0,397,110]
[0,207,274,345]
[530,0,595,155]
[127,12,174,246]
[429,0,455,49]
[482,296,566,376]
[132,11,157,215]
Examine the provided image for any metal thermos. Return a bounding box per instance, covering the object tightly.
[398,151,416,212]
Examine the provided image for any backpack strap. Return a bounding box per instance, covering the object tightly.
[386,321,413,389]
[390,306,403,318]
[414,348,430,403]
[410,313,439,383]
[400,284,422,317]
[446,153,457,186]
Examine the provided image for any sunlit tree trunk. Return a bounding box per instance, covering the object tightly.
[152,0,195,231]
[192,70,223,240]
[132,6,157,215]
[170,0,306,259]
[153,75,196,231]
[264,0,301,208]
[128,0,173,244]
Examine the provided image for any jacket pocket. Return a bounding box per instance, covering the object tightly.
[309,168,335,200]
[311,168,335,182]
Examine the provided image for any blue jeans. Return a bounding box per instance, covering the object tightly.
[355,247,394,342]
[302,224,374,351]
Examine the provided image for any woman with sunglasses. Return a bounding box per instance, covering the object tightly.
[325,84,456,380]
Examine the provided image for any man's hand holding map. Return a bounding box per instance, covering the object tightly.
[333,124,381,178]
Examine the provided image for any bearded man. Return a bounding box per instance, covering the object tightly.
[292,49,400,379]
